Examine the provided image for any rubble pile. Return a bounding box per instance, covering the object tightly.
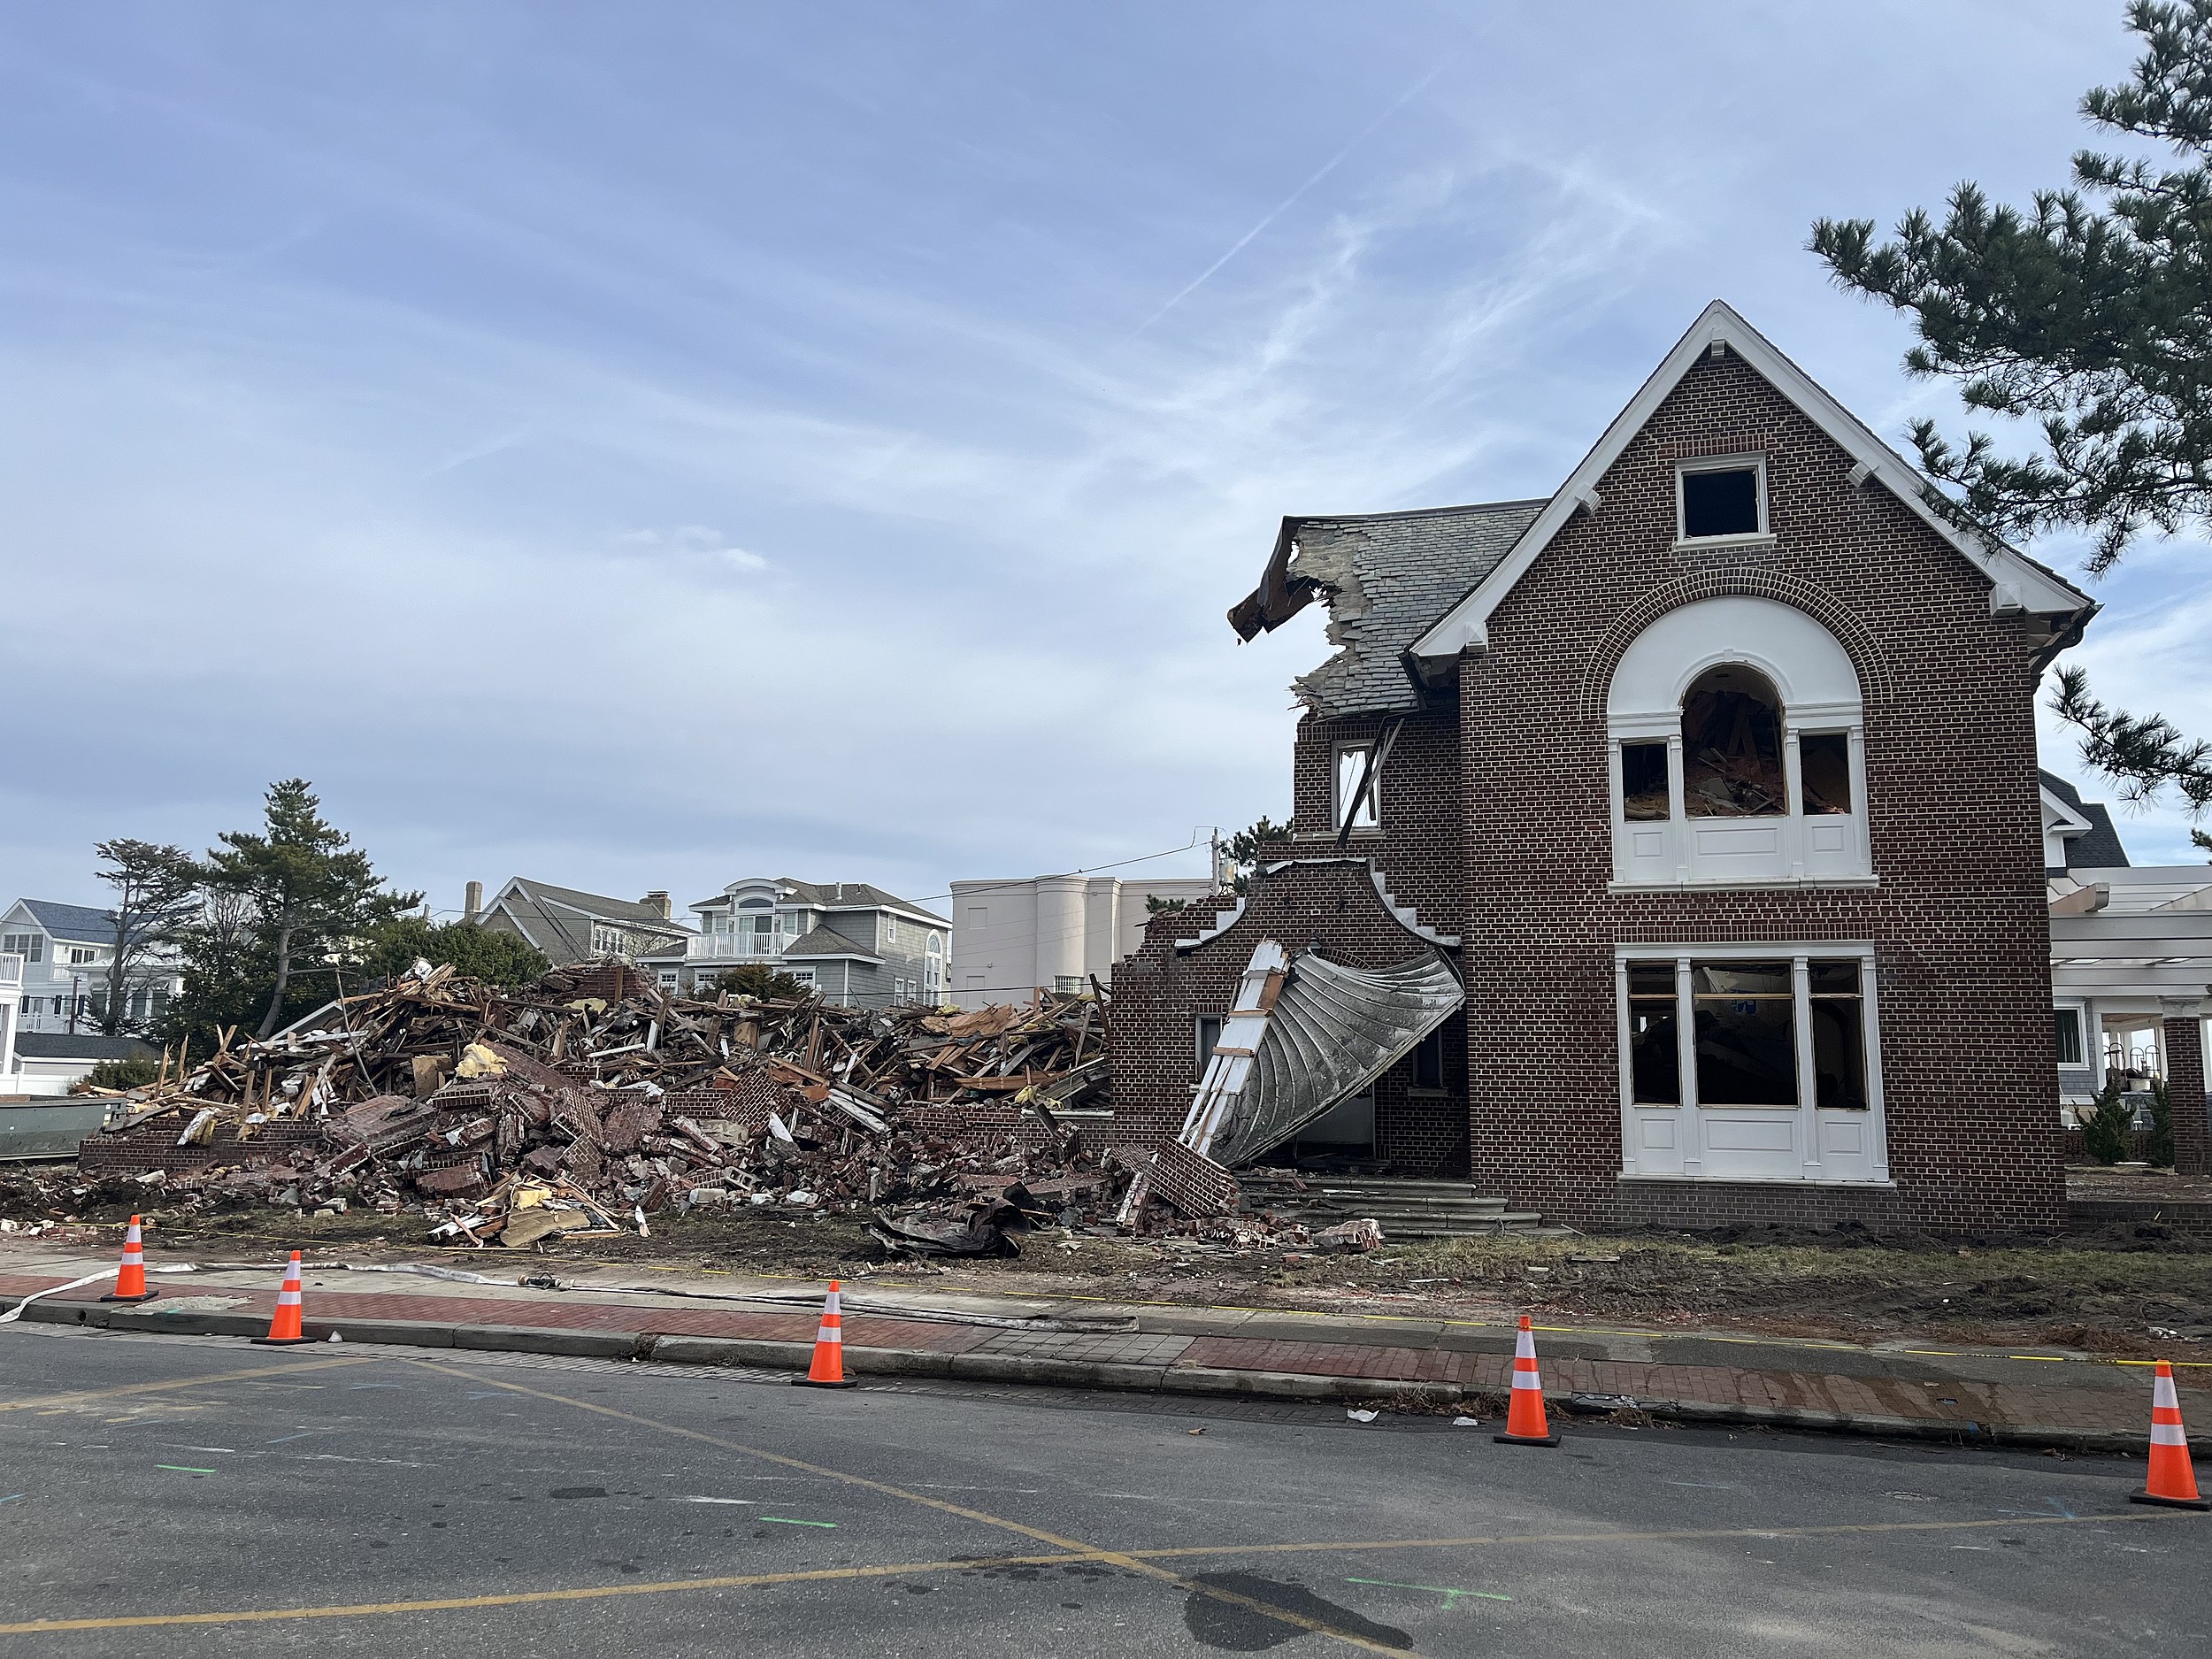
[51,963,1132,1253]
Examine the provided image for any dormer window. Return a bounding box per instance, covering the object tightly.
[1677,456,1766,544]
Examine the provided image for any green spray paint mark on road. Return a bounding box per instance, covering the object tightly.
[759,1517,836,1529]
[1346,1577,1511,1606]
[155,1466,216,1475]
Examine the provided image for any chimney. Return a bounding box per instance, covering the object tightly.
[643,889,672,920]
[465,880,483,923]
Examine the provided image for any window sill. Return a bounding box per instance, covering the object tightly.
[1609,874,1879,892]
[1295,827,1385,841]
[1672,533,1776,553]
[1617,1173,1896,1189]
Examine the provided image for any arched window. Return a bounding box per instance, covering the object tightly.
[1605,595,1869,887]
[1680,664,1786,818]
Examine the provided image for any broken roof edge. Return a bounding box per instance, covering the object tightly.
[1406,299,2099,665]
[1227,497,1556,645]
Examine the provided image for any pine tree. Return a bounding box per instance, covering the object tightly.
[176,780,423,1042]
[1812,0,2212,821]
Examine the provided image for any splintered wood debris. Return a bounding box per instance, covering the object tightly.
[58,961,1141,1255]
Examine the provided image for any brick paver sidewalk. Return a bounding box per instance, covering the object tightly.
[0,1266,2179,1446]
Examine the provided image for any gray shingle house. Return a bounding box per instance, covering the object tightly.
[470,879,695,968]
[644,878,950,1006]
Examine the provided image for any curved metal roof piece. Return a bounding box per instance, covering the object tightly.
[1208,948,1464,1169]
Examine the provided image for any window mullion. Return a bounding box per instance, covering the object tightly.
[1673,956,1700,1174]
[1793,955,1820,1176]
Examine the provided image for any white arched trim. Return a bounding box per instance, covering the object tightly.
[1605,596,1873,889]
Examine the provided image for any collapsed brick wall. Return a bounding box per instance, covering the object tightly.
[1458,348,2066,1233]
[79,1120,324,1179]
[1109,856,1466,1175]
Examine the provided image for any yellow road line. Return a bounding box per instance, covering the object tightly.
[0,1356,375,1414]
[0,1555,1068,1634]
[402,1356,1419,1656]
[4,1502,2195,1637]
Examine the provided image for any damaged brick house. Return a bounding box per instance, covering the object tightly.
[1112,300,2115,1233]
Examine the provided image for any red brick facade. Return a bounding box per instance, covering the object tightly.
[1111,334,2081,1233]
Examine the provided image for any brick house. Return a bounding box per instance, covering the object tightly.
[1111,301,2122,1233]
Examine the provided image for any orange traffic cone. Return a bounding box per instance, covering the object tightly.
[1494,1314,1559,1446]
[791,1279,856,1389]
[251,1251,311,1347]
[101,1215,159,1304]
[2131,1361,2209,1510]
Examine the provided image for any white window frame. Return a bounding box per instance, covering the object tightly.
[1675,453,1770,549]
[1194,1013,1224,1078]
[1333,741,1380,831]
[1614,941,1889,1187]
[2054,1002,2088,1071]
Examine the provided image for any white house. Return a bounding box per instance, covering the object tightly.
[1,898,181,1037]
[2042,774,2212,1118]
[948,875,1217,1008]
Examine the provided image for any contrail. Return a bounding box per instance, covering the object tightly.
[1131,57,1454,337]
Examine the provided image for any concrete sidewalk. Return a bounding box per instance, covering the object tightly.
[3,1246,2200,1453]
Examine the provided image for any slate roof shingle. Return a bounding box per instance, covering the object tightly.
[1270,500,1548,719]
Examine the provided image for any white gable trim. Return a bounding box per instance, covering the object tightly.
[1409,300,2093,663]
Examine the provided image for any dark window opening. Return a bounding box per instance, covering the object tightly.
[1627,962,1679,1105]
[2055,1008,2084,1067]
[1800,732,1852,815]
[1621,741,1670,820]
[1692,961,1797,1107]
[1682,664,1786,818]
[1195,1015,1223,1079]
[1682,465,1761,538]
[1809,959,1867,1110]
[1413,1029,1445,1090]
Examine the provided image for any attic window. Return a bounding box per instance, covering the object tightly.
[1678,457,1766,542]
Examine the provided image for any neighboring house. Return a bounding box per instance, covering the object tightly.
[6,1032,160,1099]
[0,898,182,1037]
[1114,299,2124,1233]
[948,876,1217,1008]
[469,879,694,968]
[2044,780,2212,1118]
[645,878,949,1007]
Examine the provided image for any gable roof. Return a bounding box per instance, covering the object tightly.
[16,899,120,945]
[2040,770,2132,869]
[1408,300,2098,668]
[1229,501,1548,719]
[697,879,949,927]
[486,879,693,960]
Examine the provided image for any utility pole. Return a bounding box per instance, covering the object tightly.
[68,972,81,1035]
[1210,826,1224,893]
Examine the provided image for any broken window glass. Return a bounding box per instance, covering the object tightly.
[1627,962,1680,1104]
[1620,741,1670,820]
[1799,732,1852,815]
[1691,961,1797,1106]
[1335,744,1378,829]
[1682,664,1786,818]
[1681,465,1761,538]
[1809,959,1868,1110]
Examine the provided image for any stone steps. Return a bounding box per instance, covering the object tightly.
[1241,1173,1559,1240]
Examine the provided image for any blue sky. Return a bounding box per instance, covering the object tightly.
[3,1,2204,923]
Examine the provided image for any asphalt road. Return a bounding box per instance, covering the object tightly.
[1,1323,2203,1657]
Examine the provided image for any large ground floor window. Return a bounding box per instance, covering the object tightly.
[1616,945,1887,1184]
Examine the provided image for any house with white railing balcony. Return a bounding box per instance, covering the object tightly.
[641,878,949,1007]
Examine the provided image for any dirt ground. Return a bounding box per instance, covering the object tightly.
[9,1193,2192,1359]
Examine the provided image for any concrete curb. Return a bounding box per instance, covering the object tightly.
[19,1297,2143,1453]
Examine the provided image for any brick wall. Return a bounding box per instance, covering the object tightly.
[1109,856,1467,1173]
[1459,349,2065,1233]
[1291,709,1463,934]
